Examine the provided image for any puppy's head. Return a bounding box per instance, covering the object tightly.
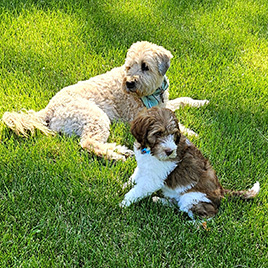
[131,107,181,161]
[122,41,173,97]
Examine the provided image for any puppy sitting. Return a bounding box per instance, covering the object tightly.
[120,107,260,219]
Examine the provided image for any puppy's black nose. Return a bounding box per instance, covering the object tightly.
[165,149,174,156]
[126,81,136,91]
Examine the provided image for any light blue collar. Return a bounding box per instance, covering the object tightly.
[140,76,169,108]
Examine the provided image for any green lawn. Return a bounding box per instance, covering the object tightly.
[1,0,267,267]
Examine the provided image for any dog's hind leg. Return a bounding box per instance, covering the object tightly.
[48,98,132,161]
[165,98,209,137]
[78,104,133,161]
[81,136,132,161]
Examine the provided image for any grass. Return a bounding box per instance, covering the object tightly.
[0,0,267,267]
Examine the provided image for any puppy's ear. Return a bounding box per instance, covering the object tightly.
[168,109,181,144]
[131,114,153,149]
[175,131,181,144]
[157,49,173,76]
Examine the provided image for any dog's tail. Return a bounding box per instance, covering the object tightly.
[223,181,260,199]
[2,109,54,137]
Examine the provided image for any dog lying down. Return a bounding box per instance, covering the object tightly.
[120,107,260,219]
[2,41,208,161]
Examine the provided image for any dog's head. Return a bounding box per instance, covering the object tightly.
[131,107,181,161]
[122,41,173,97]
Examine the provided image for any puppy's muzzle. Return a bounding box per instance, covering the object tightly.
[165,149,175,157]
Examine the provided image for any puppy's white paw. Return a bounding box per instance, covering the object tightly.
[119,199,131,208]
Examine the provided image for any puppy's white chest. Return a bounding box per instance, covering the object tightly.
[133,148,177,186]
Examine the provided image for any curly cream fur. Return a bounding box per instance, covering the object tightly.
[2,41,208,160]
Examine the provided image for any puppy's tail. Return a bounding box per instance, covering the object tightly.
[2,109,54,137]
[223,181,260,199]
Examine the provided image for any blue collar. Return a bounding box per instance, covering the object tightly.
[140,76,169,108]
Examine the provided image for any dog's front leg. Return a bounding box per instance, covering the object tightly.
[166,97,209,111]
[120,182,162,208]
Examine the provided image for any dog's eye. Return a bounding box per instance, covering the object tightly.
[141,62,149,71]
[125,66,131,71]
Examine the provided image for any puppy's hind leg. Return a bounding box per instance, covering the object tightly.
[190,202,218,219]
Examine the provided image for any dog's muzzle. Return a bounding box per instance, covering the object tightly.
[126,81,136,92]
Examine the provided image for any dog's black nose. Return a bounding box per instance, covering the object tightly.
[126,81,136,91]
[165,149,174,156]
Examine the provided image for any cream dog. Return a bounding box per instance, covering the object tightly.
[2,41,208,160]
[120,107,260,219]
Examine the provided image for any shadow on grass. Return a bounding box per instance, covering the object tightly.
[0,0,242,52]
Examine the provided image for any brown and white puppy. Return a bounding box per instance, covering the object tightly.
[120,107,260,219]
[2,41,208,161]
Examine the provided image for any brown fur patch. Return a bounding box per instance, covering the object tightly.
[131,107,180,154]
[131,107,259,218]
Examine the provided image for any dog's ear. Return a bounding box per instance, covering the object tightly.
[157,49,173,76]
[131,114,153,149]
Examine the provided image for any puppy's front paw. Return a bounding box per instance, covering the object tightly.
[119,199,131,208]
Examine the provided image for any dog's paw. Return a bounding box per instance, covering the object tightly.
[187,129,199,137]
[189,99,209,108]
[107,152,127,161]
[179,123,199,137]
[115,145,134,158]
[197,99,209,107]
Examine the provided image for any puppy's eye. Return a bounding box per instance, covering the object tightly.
[154,131,163,137]
[141,62,149,71]
[126,66,131,71]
